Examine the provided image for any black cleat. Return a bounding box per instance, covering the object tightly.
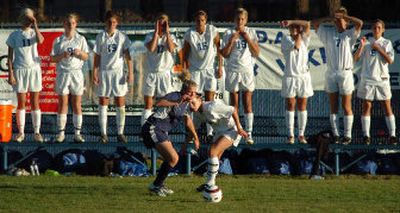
[342,137,352,145]
[117,134,128,143]
[389,136,398,145]
[196,183,211,192]
[363,136,371,145]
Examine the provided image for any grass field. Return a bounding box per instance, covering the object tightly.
[0,175,399,212]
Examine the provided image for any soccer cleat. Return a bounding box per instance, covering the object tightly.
[342,137,352,145]
[389,136,398,145]
[287,136,295,144]
[298,136,308,144]
[148,183,167,197]
[160,185,174,195]
[99,135,109,144]
[117,134,128,143]
[246,132,254,145]
[34,133,44,143]
[14,133,25,143]
[333,136,340,144]
[55,133,65,143]
[363,136,371,145]
[74,134,85,143]
[196,183,211,192]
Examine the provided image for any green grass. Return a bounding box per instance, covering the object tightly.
[0,175,399,212]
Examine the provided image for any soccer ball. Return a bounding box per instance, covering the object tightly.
[202,185,223,203]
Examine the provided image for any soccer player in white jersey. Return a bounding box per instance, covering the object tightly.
[93,11,133,144]
[221,8,259,145]
[182,10,223,139]
[280,20,313,144]
[312,7,363,144]
[51,13,89,143]
[354,19,397,145]
[141,13,177,126]
[7,8,45,143]
[189,95,248,192]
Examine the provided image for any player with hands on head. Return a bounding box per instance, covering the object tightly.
[141,13,177,127]
[220,8,260,145]
[280,19,313,144]
[93,10,133,144]
[6,8,45,143]
[353,19,397,145]
[312,6,363,144]
[51,13,89,143]
[142,80,200,197]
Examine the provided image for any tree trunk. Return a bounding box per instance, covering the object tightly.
[38,0,45,21]
[327,0,341,17]
[105,0,113,13]
[297,0,309,18]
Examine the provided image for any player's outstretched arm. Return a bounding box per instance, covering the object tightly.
[340,13,363,33]
[7,47,16,86]
[30,15,44,44]
[281,20,311,36]
[232,108,248,139]
[184,115,200,150]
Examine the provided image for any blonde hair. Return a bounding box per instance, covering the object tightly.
[157,13,169,22]
[19,8,34,23]
[373,19,385,29]
[335,6,348,16]
[66,13,80,23]
[235,8,248,19]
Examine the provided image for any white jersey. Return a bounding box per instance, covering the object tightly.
[6,28,40,69]
[50,32,89,72]
[93,30,131,72]
[359,37,395,83]
[199,100,236,134]
[317,25,359,72]
[222,26,258,72]
[145,33,177,73]
[184,24,218,71]
[281,34,310,77]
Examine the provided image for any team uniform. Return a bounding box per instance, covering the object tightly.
[222,27,257,93]
[281,33,313,141]
[184,24,218,93]
[6,28,43,139]
[93,30,131,97]
[51,32,89,95]
[357,37,396,139]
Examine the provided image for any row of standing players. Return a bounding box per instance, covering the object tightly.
[5,6,398,197]
[6,7,397,146]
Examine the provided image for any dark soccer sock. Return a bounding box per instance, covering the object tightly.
[153,161,172,187]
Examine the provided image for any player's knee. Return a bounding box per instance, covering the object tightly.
[169,155,179,167]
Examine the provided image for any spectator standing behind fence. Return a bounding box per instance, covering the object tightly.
[50,13,89,143]
[142,80,199,197]
[93,11,133,144]
[7,8,45,143]
[141,13,177,126]
[182,10,224,139]
[221,8,259,145]
[312,7,363,144]
[353,19,397,145]
[280,20,313,144]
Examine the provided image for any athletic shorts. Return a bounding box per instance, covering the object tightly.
[357,80,392,101]
[213,128,242,147]
[142,71,173,98]
[225,66,255,93]
[14,65,42,93]
[98,69,127,97]
[281,74,314,98]
[190,68,217,93]
[141,121,170,149]
[325,70,354,95]
[56,70,85,96]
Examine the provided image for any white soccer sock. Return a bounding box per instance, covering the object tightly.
[57,114,67,136]
[361,116,371,137]
[330,114,339,137]
[31,110,41,134]
[16,109,26,134]
[206,157,219,187]
[206,123,213,136]
[297,111,308,136]
[73,114,82,135]
[99,105,108,136]
[141,109,152,126]
[286,111,295,137]
[116,106,126,135]
[385,115,396,137]
[344,115,354,138]
[244,112,254,133]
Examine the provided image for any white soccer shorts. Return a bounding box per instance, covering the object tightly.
[142,71,173,98]
[14,65,42,93]
[281,74,314,98]
[190,68,217,93]
[225,66,255,93]
[357,80,392,101]
[56,70,85,96]
[325,70,354,95]
[98,69,127,97]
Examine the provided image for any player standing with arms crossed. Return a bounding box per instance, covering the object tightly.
[280,20,313,144]
[182,10,223,138]
[93,11,133,144]
[312,7,363,144]
[221,8,259,145]
[7,8,45,143]
[51,13,89,143]
[141,13,177,126]
[354,19,397,145]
